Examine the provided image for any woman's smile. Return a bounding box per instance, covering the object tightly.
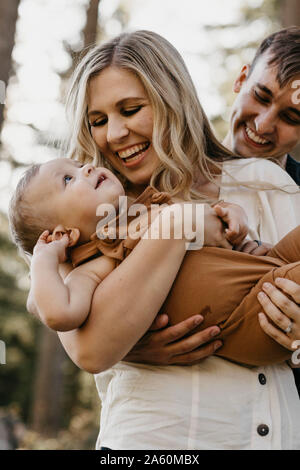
[116,141,151,167]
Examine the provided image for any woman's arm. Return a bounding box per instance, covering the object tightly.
[58,234,187,373]
[57,203,234,372]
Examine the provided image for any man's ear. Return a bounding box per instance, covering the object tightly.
[47,225,80,247]
[233,64,250,93]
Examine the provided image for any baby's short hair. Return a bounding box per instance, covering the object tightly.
[9,164,50,256]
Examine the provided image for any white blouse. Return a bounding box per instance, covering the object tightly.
[94,158,300,450]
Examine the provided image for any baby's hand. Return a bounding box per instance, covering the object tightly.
[203,205,232,249]
[213,202,248,247]
[33,230,70,264]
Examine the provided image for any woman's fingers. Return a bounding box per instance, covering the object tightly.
[258,313,296,351]
[275,277,300,304]
[260,282,300,321]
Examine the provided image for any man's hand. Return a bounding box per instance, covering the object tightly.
[124,314,222,366]
[238,240,273,256]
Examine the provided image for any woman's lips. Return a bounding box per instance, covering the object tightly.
[118,143,151,168]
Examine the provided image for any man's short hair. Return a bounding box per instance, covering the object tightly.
[249,26,300,87]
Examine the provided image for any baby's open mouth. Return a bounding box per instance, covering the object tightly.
[117,142,150,163]
[95,175,107,189]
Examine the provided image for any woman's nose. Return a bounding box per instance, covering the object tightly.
[106,117,129,144]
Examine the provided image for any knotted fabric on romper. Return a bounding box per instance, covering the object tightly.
[70,186,173,268]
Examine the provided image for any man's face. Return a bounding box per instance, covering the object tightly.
[229,53,300,160]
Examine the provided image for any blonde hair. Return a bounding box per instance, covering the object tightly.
[66,30,237,201]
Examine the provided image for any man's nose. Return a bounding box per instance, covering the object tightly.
[254,109,276,135]
[107,117,129,144]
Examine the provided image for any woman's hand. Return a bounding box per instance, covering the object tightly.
[257,277,300,352]
[124,314,222,366]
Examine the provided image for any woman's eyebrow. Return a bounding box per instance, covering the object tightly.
[88,109,102,119]
[115,97,146,106]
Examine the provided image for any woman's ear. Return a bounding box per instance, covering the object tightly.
[233,64,250,93]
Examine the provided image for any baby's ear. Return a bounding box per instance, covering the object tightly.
[47,225,80,247]
[65,227,80,247]
[47,225,67,243]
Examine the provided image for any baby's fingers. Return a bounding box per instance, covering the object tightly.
[37,230,50,244]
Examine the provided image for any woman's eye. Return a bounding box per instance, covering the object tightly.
[122,106,142,116]
[63,175,73,184]
[254,91,269,104]
[91,117,107,127]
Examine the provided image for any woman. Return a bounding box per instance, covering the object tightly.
[32,31,300,449]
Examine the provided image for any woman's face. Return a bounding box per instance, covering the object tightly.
[87,66,160,186]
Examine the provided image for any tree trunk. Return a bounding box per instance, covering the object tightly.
[83,0,101,47]
[30,327,66,436]
[0,0,20,131]
[280,0,300,27]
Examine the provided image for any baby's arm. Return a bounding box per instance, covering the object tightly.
[31,231,115,331]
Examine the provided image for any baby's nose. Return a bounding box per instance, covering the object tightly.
[82,164,94,176]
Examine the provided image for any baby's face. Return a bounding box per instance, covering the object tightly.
[27,158,125,241]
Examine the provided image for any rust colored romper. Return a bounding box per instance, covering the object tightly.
[71,187,300,367]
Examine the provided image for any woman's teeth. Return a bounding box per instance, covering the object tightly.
[118,143,150,162]
[245,126,270,145]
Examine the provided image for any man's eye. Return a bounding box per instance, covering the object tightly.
[64,175,73,184]
[122,106,142,116]
[281,114,300,125]
[254,91,269,104]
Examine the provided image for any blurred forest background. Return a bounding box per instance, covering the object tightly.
[0,0,299,450]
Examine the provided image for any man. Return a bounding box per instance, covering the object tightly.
[125,27,300,394]
[223,26,300,184]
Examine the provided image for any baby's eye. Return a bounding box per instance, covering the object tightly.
[63,175,73,184]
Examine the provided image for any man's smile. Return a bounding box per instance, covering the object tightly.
[243,124,272,148]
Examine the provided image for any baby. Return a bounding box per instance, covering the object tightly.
[9,158,300,366]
